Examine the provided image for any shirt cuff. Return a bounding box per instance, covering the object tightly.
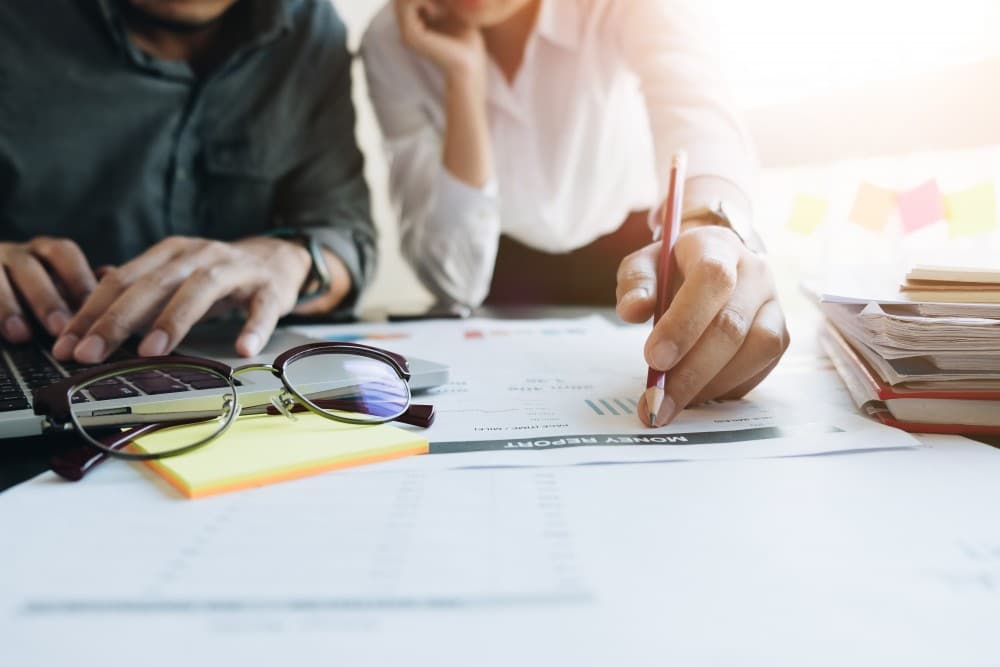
[407,169,501,308]
[440,168,499,203]
[301,226,372,314]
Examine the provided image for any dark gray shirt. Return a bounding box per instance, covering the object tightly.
[0,0,374,309]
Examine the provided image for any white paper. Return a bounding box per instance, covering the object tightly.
[3,435,1000,666]
[294,316,918,470]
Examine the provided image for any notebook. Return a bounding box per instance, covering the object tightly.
[900,264,1000,303]
[131,413,429,499]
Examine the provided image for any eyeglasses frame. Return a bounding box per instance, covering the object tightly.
[34,342,431,462]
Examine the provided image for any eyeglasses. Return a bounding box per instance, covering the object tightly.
[34,342,435,468]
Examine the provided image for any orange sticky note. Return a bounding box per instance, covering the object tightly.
[898,179,945,234]
[786,194,828,234]
[944,183,997,237]
[848,182,896,231]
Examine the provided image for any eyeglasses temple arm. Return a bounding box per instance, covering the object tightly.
[393,403,436,428]
[49,423,165,482]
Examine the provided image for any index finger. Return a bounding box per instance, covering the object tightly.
[643,230,740,371]
[53,242,180,360]
[615,242,659,324]
[29,238,97,307]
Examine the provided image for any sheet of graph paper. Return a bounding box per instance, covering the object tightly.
[294,315,919,468]
[2,435,1000,666]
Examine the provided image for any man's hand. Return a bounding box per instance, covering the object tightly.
[616,224,789,427]
[395,0,487,82]
[0,238,98,342]
[52,236,336,364]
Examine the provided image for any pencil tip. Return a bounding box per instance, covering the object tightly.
[648,412,657,427]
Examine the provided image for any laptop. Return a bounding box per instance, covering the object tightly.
[0,325,449,440]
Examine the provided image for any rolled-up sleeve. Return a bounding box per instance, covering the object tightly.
[609,0,757,208]
[361,10,500,308]
[273,7,376,314]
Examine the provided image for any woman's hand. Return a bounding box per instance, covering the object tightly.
[395,0,487,83]
[616,224,789,427]
[395,0,494,189]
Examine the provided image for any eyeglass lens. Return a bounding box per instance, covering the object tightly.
[281,352,410,423]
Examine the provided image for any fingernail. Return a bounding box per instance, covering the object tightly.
[652,340,679,370]
[46,310,71,336]
[653,395,676,427]
[4,315,30,342]
[75,335,106,363]
[237,332,262,357]
[138,330,169,357]
[619,288,649,306]
[52,333,80,360]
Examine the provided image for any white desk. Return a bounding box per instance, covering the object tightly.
[2,313,999,666]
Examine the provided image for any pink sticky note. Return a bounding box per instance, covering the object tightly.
[898,179,945,234]
[848,182,896,231]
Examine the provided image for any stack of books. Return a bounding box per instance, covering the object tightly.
[819,265,1000,434]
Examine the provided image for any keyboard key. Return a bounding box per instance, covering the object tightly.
[0,399,29,412]
[123,371,164,380]
[90,378,124,387]
[188,378,230,390]
[131,378,188,395]
[168,370,217,382]
[88,384,141,401]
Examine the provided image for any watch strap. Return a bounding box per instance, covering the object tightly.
[683,200,766,254]
[262,228,332,304]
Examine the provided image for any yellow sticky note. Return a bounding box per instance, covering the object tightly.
[786,194,828,234]
[848,182,896,231]
[944,183,997,237]
[132,413,429,499]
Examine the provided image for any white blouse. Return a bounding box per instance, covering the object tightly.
[361,0,756,307]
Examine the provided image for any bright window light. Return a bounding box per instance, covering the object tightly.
[712,0,1000,109]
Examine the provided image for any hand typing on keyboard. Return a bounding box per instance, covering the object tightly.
[0,238,98,343]
[51,236,352,364]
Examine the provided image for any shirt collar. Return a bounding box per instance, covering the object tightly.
[534,0,581,50]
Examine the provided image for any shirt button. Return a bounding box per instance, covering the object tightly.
[176,168,188,181]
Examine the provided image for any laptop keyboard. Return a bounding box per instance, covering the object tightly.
[0,359,30,412]
[0,343,230,412]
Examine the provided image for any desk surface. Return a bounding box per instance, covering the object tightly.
[4,309,1000,665]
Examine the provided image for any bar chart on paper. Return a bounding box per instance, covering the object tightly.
[584,397,638,417]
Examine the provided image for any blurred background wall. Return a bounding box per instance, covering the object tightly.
[336,1,1000,313]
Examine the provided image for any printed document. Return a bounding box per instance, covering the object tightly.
[296,315,917,468]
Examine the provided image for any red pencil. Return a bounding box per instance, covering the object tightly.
[644,151,687,426]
